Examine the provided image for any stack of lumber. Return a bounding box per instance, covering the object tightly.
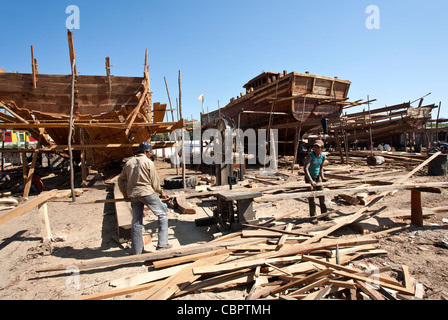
[70,213,418,301]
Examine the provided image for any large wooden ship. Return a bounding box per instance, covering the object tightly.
[0,31,183,169]
[201,70,359,143]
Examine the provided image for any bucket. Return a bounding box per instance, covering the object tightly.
[428,153,447,176]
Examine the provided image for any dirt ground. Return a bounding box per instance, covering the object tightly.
[0,155,447,300]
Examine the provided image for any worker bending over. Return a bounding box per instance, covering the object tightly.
[118,141,171,254]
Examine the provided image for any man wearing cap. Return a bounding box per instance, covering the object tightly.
[303,139,328,223]
[118,141,171,254]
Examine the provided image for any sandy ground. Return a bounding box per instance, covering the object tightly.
[0,157,447,300]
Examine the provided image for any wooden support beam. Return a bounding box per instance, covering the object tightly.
[38,202,53,242]
[124,84,150,138]
[105,57,111,89]
[0,189,58,226]
[23,132,44,197]
[31,45,37,88]
[67,30,77,76]
[411,190,423,226]
[80,128,87,186]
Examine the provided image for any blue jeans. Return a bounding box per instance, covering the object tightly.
[130,194,168,254]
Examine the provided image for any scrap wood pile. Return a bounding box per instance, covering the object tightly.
[66,214,417,301]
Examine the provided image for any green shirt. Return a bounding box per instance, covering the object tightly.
[308,152,325,179]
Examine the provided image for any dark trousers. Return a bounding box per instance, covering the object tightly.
[305,176,327,217]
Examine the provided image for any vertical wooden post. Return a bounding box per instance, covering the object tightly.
[80,128,87,186]
[164,77,175,122]
[38,202,53,242]
[343,130,349,163]
[179,70,186,189]
[334,130,344,164]
[31,45,37,88]
[68,58,76,202]
[21,151,27,187]
[367,95,373,155]
[291,127,299,174]
[23,132,44,197]
[105,57,112,92]
[67,30,77,76]
[411,189,423,226]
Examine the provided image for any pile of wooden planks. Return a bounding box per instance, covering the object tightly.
[71,211,419,300]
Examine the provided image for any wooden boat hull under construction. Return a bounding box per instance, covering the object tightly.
[0,31,186,170]
[0,71,181,168]
[201,71,353,143]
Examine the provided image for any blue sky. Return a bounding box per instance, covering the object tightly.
[1,0,447,121]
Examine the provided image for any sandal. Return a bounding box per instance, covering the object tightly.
[156,244,172,251]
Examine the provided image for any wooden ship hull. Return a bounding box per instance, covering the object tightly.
[0,72,181,168]
[201,71,354,144]
[0,32,182,168]
[326,101,439,149]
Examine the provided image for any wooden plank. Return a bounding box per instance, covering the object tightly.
[414,283,425,299]
[276,223,293,250]
[175,268,253,297]
[211,238,378,271]
[271,269,332,295]
[289,277,330,297]
[113,181,132,243]
[36,237,262,273]
[192,255,303,276]
[175,196,196,214]
[0,189,58,226]
[152,248,232,269]
[267,261,317,276]
[124,84,149,137]
[396,151,442,183]
[402,265,415,294]
[331,269,414,295]
[302,284,333,300]
[302,255,402,287]
[134,253,229,300]
[153,102,167,123]
[110,263,194,288]
[76,281,162,300]
[38,202,52,242]
[299,196,386,245]
[242,222,313,237]
[355,280,385,300]
[328,279,357,290]
[217,191,263,201]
